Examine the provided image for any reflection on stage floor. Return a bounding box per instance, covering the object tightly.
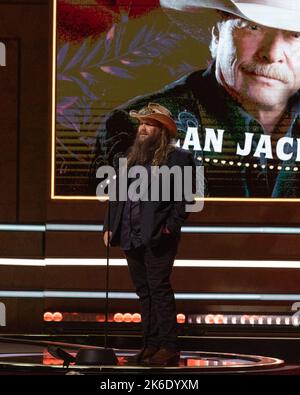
[0,337,284,374]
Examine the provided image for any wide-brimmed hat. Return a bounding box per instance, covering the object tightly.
[160,0,300,39]
[129,103,177,137]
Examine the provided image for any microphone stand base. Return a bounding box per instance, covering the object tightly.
[76,348,118,366]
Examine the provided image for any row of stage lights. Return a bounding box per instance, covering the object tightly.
[100,157,298,175]
[43,312,300,326]
[43,312,186,323]
[198,157,299,172]
[189,314,300,327]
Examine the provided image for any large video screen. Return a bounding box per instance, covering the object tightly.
[54,0,300,199]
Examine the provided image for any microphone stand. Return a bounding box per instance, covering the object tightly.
[100,197,118,364]
[75,197,117,366]
[104,198,111,350]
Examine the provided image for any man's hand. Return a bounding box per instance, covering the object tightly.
[103,231,112,247]
[162,226,171,234]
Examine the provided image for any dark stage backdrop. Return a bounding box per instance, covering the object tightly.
[0,0,300,334]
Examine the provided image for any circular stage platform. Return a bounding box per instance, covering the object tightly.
[0,337,284,374]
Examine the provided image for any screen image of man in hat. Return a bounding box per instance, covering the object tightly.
[92,0,300,198]
[102,103,196,366]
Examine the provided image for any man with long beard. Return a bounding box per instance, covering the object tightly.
[103,103,196,366]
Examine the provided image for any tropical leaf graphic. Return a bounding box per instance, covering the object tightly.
[100,65,134,79]
[57,43,70,68]
[63,39,89,72]
[120,58,153,67]
[55,9,198,194]
[168,62,197,77]
[57,17,185,94]
[81,39,103,68]
[128,25,148,52]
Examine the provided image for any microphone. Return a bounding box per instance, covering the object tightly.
[47,346,76,368]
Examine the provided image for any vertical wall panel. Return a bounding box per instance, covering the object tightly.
[0,39,18,222]
[0,4,49,224]
[0,2,49,332]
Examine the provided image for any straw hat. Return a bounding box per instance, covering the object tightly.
[129,103,177,137]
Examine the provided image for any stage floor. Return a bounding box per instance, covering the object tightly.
[0,336,284,374]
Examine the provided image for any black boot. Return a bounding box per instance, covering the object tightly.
[144,347,180,367]
[126,346,159,364]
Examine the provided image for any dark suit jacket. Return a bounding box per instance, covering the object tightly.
[103,147,196,247]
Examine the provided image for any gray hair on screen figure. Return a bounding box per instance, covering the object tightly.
[209,11,252,58]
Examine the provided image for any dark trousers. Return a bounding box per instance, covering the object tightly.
[124,233,180,351]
